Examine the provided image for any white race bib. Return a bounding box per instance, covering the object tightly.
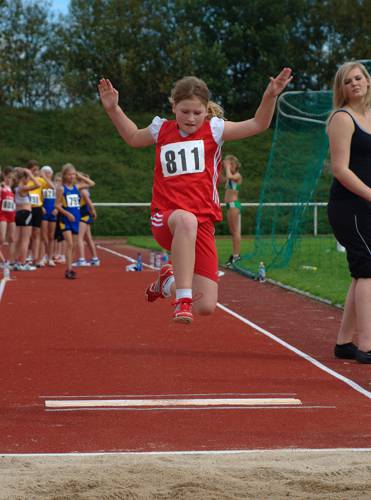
[30,193,40,206]
[43,188,55,199]
[66,194,79,208]
[160,140,205,177]
[1,199,15,212]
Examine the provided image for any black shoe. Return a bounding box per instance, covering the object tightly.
[224,255,233,268]
[334,342,358,359]
[65,269,77,279]
[355,349,371,364]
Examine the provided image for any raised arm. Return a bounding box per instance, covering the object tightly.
[223,68,292,142]
[76,172,95,190]
[328,112,371,202]
[98,79,154,148]
[20,171,41,194]
[40,170,55,189]
[224,162,241,182]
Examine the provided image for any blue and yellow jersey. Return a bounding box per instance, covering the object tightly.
[62,184,81,220]
[42,187,56,213]
[80,188,94,224]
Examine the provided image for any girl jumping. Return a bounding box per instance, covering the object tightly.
[99,70,292,323]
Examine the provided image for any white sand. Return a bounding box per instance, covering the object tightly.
[0,450,370,499]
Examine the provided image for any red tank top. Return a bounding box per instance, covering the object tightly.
[151,119,223,222]
[0,185,15,215]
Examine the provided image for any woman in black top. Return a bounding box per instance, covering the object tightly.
[327,61,371,364]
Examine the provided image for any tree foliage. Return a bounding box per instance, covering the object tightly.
[0,0,370,114]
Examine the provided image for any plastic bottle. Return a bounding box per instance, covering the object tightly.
[149,250,155,268]
[161,251,169,266]
[258,262,266,283]
[3,262,10,280]
[136,253,142,271]
[155,253,162,269]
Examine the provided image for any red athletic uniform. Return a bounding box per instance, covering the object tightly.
[0,185,16,223]
[150,117,224,282]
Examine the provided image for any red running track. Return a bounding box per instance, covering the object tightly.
[0,242,370,453]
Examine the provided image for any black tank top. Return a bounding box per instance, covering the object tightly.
[329,109,371,201]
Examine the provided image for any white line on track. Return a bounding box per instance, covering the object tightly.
[45,405,335,413]
[1,448,370,458]
[97,244,371,401]
[0,278,8,303]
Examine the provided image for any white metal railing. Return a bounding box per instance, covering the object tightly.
[93,202,328,236]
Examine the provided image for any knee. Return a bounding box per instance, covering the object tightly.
[194,300,216,316]
[173,211,198,236]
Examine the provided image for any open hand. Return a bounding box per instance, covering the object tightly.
[266,68,293,97]
[67,213,75,222]
[98,78,119,112]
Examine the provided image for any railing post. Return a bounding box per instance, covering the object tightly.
[313,204,318,236]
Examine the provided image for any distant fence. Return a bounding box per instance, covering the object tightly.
[94,202,328,236]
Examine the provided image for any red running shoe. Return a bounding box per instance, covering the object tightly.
[173,298,193,324]
[145,263,174,302]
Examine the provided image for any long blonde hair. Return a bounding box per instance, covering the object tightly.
[332,61,371,110]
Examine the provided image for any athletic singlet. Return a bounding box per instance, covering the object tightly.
[62,184,81,219]
[15,186,31,205]
[42,187,56,213]
[0,185,15,213]
[225,179,240,191]
[329,109,371,201]
[28,177,48,207]
[150,117,224,223]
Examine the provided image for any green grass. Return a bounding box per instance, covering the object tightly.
[127,234,349,306]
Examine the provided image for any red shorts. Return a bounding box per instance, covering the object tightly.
[0,212,16,223]
[151,210,219,283]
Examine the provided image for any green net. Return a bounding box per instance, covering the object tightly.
[234,90,339,299]
[234,60,371,305]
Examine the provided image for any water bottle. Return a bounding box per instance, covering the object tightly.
[136,253,142,272]
[149,250,155,268]
[161,251,169,266]
[258,262,266,283]
[155,253,162,269]
[3,262,10,280]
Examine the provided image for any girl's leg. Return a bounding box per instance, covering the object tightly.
[31,227,41,263]
[0,221,7,262]
[354,278,371,351]
[336,279,357,345]
[41,220,49,260]
[168,210,197,290]
[85,225,98,259]
[18,226,33,264]
[7,222,17,263]
[77,222,87,260]
[192,274,218,316]
[63,231,74,271]
[48,222,56,262]
[227,208,241,256]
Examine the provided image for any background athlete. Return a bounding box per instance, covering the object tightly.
[223,155,243,267]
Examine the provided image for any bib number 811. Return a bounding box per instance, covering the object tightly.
[160,140,205,177]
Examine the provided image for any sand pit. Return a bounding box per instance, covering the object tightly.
[0,450,370,499]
